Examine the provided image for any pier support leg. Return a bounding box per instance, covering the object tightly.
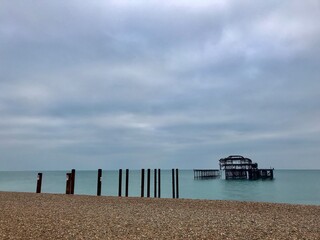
[66,173,72,194]
[147,169,151,197]
[154,169,157,198]
[125,169,129,197]
[97,169,102,196]
[36,173,42,193]
[176,169,179,199]
[71,169,76,194]
[118,169,122,197]
[158,169,161,198]
[172,169,175,199]
[141,169,145,197]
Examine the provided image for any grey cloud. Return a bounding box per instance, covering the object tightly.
[0,0,320,170]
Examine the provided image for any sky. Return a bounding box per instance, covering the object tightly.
[0,0,320,170]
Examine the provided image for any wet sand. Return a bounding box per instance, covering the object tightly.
[0,191,319,239]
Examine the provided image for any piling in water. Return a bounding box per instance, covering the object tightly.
[176,169,179,199]
[118,169,122,197]
[147,169,151,197]
[71,169,76,194]
[36,173,42,193]
[97,169,102,196]
[57,167,178,198]
[66,173,72,194]
[125,169,129,197]
[154,169,157,198]
[141,169,145,197]
[172,169,175,198]
[158,169,161,198]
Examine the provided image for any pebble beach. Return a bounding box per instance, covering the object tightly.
[0,191,319,239]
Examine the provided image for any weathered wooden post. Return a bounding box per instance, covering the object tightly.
[71,169,76,194]
[36,173,42,193]
[176,168,179,199]
[118,169,122,197]
[141,169,145,197]
[154,169,157,198]
[147,169,151,197]
[158,169,161,198]
[97,169,102,196]
[125,169,129,197]
[172,169,175,198]
[66,173,72,194]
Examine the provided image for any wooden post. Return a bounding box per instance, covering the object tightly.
[36,173,42,193]
[158,169,161,198]
[147,169,151,197]
[118,169,122,197]
[141,169,145,197]
[125,169,129,197]
[172,169,175,198]
[154,169,157,198]
[66,173,71,194]
[71,169,76,194]
[97,169,102,196]
[176,169,179,199]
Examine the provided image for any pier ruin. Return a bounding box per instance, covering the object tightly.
[194,155,274,180]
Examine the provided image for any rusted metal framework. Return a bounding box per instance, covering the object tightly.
[219,155,273,180]
[193,169,220,179]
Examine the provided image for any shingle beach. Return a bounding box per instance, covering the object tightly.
[0,192,319,239]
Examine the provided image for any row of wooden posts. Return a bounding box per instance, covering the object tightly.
[36,169,179,199]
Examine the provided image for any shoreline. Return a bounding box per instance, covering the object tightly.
[1,191,319,239]
[1,190,320,207]
[2,190,320,207]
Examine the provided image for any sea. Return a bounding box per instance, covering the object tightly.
[0,170,319,205]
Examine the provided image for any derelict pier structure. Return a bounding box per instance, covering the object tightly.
[194,155,274,180]
[219,155,273,180]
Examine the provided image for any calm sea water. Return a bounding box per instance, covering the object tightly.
[0,170,319,205]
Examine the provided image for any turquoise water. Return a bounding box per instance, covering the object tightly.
[0,170,319,205]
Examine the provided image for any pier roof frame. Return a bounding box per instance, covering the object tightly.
[219,155,258,170]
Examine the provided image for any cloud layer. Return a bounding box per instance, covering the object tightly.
[1,0,320,170]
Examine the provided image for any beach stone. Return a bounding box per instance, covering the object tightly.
[0,192,319,239]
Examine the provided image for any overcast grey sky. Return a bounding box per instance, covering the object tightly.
[0,0,320,170]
